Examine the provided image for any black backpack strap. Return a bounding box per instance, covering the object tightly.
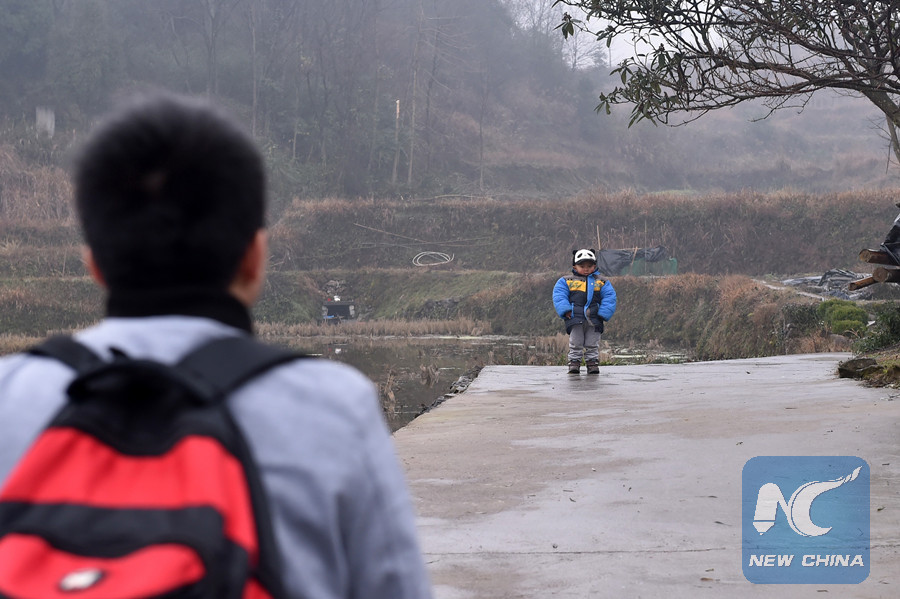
[176,335,303,402]
[28,335,104,373]
[28,334,300,404]
[177,335,299,599]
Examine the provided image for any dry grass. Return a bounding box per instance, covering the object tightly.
[0,145,74,223]
[718,274,765,310]
[0,334,43,356]
[257,317,492,338]
[531,333,568,354]
[606,273,831,359]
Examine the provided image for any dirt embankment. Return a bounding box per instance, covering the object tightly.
[5,188,898,278]
[269,190,900,275]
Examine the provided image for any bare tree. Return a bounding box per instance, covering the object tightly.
[199,0,244,95]
[407,1,424,187]
[506,0,604,69]
[557,0,900,159]
[247,0,259,135]
[150,0,242,96]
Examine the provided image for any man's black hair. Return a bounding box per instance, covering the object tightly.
[74,93,265,291]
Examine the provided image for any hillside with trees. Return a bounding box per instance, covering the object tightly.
[0,0,896,205]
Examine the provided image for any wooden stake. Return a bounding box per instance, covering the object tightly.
[848,276,877,291]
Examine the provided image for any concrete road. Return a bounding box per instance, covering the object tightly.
[393,354,900,598]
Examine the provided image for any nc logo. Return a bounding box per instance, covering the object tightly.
[742,456,870,584]
[752,466,862,537]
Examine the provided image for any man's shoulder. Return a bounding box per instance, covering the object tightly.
[0,349,71,384]
[0,350,78,482]
[273,356,371,389]
[231,355,379,430]
[0,351,31,372]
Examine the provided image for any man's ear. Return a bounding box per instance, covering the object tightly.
[229,229,268,307]
[82,247,107,288]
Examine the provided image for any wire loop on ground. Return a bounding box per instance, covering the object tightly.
[413,251,454,266]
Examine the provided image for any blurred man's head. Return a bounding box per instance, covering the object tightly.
[74,93,266,293]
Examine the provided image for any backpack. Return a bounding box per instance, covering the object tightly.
[0,335,300,599]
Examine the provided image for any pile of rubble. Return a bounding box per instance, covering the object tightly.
[781,269,873,301]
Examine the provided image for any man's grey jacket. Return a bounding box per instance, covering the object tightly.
[0,301,433,599]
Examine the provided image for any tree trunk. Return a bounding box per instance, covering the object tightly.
[424,24,440,176]
[478,68,488,191]
[860,89,900,163]
[888,116,900,165]
[392,99,400,185]
[366,4,381,182]
[202,0,217,95]
[407,4,424,188]
[248,2,258,136]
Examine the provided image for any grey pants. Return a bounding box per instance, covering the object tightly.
[568,321,601,363]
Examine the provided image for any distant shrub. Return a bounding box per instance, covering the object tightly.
[831,319,867,337]
[817,299,868,336]
[856,302,900,352]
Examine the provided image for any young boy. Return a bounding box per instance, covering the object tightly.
[553,248,617,374]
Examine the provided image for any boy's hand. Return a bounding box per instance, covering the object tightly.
[564,311,572,318]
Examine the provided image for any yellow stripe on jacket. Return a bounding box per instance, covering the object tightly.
[566,279,605,293]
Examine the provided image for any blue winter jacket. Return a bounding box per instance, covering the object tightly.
[553,268,617,333]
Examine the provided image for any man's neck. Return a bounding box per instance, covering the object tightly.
[106,287,253,333]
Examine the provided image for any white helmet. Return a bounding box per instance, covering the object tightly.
[573,249,596,264]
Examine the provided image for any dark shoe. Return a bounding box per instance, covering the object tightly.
[586,360,600,375]
[567,361,581,374]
